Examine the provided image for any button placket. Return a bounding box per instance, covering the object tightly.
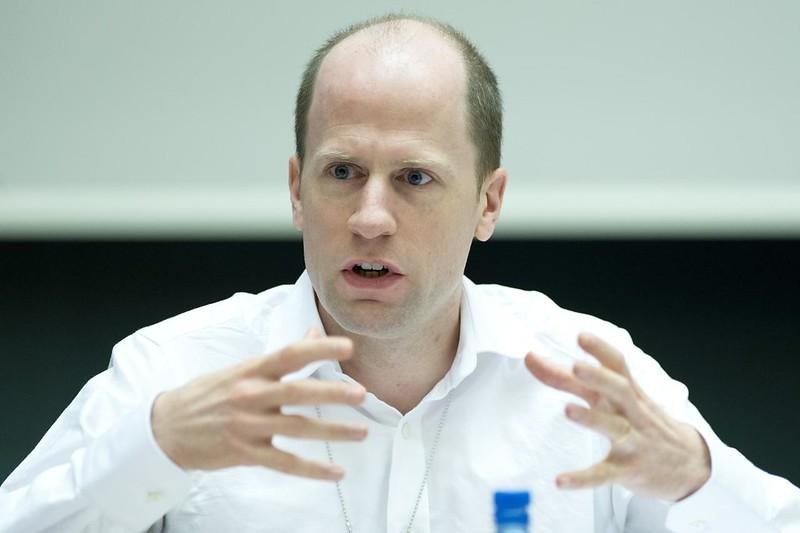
[385,417,428,532]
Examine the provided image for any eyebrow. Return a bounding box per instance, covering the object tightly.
[314,150,449,173]
[315,150,360,163]
[397,157,448,170]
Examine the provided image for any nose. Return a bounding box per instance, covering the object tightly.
[347,177,397,239]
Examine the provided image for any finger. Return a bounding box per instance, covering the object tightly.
[262,379,366,407]
[578,332,651,407]
[565,403,633,443]
[304,327,322,339]
[249,445,346,481]
[572,362,644,422]
[577,332,631,379]
[266,414,368,441]
[556,461,618,491]
[260,337,354,378]
[525,352,599,405]
[217,410,368,443]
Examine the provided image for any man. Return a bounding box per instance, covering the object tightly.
[2,13,798,533]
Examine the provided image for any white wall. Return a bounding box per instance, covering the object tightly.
[1,0,798,237]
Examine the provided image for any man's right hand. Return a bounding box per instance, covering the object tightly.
[150,331,367,480]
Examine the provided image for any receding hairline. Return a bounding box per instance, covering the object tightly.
[310,18,469,115]
[313,18,467,92]
[295,13,503,188]
[336,17,462,53]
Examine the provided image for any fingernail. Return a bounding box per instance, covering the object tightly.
[334,338,354,353]
[329,465,345,479]
[579,332,595,343]
[349,425,368,439]
[347,386,366,400]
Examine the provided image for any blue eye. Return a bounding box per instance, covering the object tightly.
[329,164,355,180]
[405,169,433,186]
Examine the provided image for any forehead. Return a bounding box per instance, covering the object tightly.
[306,22,471,158]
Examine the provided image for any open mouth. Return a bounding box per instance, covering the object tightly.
[352,263,391,278]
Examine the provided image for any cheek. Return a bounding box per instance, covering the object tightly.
[302,192,344,232]
[417,208,478,270]
[300,197,344,266]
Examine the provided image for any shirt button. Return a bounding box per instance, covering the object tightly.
[146,490,163,502]
[689,519,708,530]
[401,422,411,439]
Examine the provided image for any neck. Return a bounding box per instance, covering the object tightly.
[318,291,462,415]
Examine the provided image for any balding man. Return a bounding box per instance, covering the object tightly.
[2,14,798,533]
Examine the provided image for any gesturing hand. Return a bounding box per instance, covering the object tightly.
[151,330,367,480]
[525,332,711,501]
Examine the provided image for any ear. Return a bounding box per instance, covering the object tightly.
[288,154,303,231]
[474,167,507,242]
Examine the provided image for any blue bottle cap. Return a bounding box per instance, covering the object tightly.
[494,491,531,525]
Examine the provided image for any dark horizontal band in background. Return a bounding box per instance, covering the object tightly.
[1,239,798,485]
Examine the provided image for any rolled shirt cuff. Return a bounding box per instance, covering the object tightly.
[664,424,777,533]
[79,392,193,531]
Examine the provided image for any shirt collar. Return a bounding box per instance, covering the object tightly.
[462,276,533,360]
[423,275,536,401]
[265,271,333,381]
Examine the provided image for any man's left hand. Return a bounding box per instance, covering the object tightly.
[525,332,711,501]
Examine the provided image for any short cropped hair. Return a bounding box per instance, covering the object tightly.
[294,13,503,188]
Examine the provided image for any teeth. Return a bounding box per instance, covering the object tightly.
[356,262,387,271]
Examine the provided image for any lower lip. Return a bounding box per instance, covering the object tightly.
[342,269,404,290]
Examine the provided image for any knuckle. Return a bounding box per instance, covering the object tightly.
[221,411,245,438]
[618,375,633,391]
[279,344,300,362]
[274,453,299,472]
[281,414,305,430]
[230,438,255,463]
[280,381,305,403]
[228,379,261,406]
[321,383,341,400]
[240,356,266,377]
[270,415,300,436]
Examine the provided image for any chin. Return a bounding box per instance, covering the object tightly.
[327,301,412,339]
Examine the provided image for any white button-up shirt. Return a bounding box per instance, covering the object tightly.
[2,272,798,532]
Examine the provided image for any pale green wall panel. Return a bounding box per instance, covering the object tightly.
[1,1,798,237]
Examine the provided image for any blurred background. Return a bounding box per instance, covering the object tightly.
[1,1,798,485]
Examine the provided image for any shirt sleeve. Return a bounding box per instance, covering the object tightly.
[0,332,194,533]
[662,401,800,532]
[615,339,800,533]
